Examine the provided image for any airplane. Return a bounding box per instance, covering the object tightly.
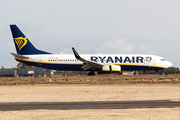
[10,25,173,75]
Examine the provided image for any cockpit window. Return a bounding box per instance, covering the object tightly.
[160,59,166,61]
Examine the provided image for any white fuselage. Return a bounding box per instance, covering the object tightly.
[15,54,172,71]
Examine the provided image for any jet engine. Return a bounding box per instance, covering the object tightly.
[98,65,121,74]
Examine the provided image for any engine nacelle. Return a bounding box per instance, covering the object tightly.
[99,65,121,74]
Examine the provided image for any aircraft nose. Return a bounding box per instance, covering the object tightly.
[167,61,173,68]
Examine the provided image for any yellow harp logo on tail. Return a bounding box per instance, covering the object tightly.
[14,37,28,51]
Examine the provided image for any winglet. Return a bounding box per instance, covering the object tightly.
[72,47,81,59]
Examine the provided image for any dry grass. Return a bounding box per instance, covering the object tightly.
[1,74,180,85]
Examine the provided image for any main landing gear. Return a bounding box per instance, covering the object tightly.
[88,71,95,76]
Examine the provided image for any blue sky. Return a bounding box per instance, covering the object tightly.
[0,0,180,68]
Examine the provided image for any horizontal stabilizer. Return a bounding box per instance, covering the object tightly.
[10,52,28,59]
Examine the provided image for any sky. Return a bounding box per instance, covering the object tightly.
[0,0,180,68]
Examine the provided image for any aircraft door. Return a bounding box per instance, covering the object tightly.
[39,57,43,65]
[143,59,146,64]
[153,59,156,65]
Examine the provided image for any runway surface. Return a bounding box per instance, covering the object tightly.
[0,100,180,111]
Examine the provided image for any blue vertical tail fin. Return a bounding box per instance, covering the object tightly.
[10,25,51,55]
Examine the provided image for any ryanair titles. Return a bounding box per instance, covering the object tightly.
[91,56,152,63]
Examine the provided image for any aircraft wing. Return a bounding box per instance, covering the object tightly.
[72,47,103,70]
[10,52,28,59]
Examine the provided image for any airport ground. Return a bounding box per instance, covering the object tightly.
[0,75,180,119]
[1,74,180,85]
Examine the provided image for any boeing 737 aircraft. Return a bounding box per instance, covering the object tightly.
[10,25,172,75]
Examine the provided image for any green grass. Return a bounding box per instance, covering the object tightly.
[159,78,164,80]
